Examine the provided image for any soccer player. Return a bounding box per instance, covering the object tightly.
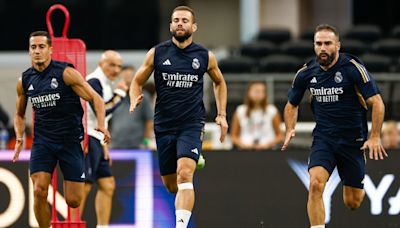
[129,6,228,228]
[79,50,128,227]
[13,31,110,228]
[281,24,387,228]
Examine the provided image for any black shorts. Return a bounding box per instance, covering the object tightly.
[85,136,113,183]
[30,139,85,182]
[308,135,366,189]
[155,123,204,176]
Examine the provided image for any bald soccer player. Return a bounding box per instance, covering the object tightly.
[79,50,128,227]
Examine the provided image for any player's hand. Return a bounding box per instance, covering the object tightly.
[13,139,23,162]
[129,94,144,113]
[281,129,296,151]
[361,137,388,160]
[215,115,228,142]
[95,126,111,144]
[103,145,112,166]
[116,80,129,92]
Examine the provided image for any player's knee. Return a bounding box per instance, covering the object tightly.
[344,199,362,210]
[309,178,325,195]
[99,179,116,196]
[33,185,49,201]
[65,194,82,208]
[66,196,81,208]
[177,168,194,183]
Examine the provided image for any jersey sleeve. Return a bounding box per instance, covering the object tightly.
[349,59,380,100]
[288,66,308,106]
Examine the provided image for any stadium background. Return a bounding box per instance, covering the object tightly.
[1,0,400,227]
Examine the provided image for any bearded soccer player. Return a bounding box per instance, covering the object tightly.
[282,24,387,228]
[129,6,228,228]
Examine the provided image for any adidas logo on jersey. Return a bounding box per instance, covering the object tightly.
[162,59,171,65]
[191,148,199,154]
[310,77,317,83]
[28,84,34,90]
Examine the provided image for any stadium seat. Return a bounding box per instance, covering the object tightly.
[344,25,382,43]
[257,28,291,44]
[257,54,302,73]
[340,39,368,56]
[371,39,400,57]
[281,40,314,59]
[299,27,315,41]
[390,25,400,39]
[218,56,257,73]
[240,41,279,58]
[359,54,392,72]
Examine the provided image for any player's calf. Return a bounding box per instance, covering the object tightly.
[343,193,364,210]
[343,186,365,210]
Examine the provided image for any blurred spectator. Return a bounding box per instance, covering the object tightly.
[382,120,399,149]
[110,66,154,149]
[0,103,10,149]
[231,81,283,150]
[0,103,9,127]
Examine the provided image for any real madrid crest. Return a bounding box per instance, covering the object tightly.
[51,78,58,89]
[334,72,343,83]
[192,58,200,70]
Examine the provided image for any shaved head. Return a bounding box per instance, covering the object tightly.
[99,50,123,80]
[100,50,122,63]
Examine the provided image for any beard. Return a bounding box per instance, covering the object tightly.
[172,30,192,43]
[317,52,336,67]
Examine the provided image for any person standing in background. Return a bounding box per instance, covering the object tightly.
[110,66,154,149]
[231,81,283,150]
[381,120,399,149]
[79,50,128,228]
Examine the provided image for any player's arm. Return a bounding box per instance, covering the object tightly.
[13,79,28,162]
[63,67,110,143]
[129,48,155,113]
[281,102,298,151]
[207,51,228,142]
[363,94,387,160]
[349,59,387,160]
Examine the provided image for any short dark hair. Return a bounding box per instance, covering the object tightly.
[29,31,52,46]
[315,24,339,40]
[171,5,196,23]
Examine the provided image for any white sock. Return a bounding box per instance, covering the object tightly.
[311,225,325,228]
[96,225,109,228]
[175,209,192,228]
